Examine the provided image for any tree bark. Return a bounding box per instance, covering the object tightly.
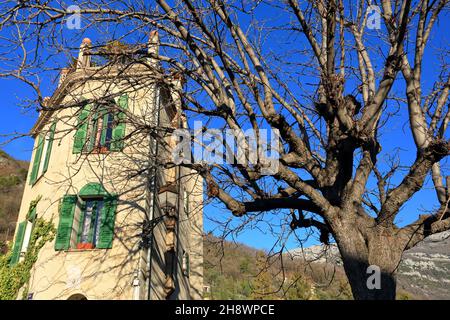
[341,253,397,300]
[332,216,403,300]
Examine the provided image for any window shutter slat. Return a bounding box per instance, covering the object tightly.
[111,94,128,151]
[43,122,56,173]
[55,195,77,250]
[96,195,117,249]
[73,104,91,154]
[10,221,27,266]
[29,135,44,185]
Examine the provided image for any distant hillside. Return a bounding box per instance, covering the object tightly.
[203,235,425,300]
[0,150,28,252]
[203,234,353,300]
[397,231,450,299]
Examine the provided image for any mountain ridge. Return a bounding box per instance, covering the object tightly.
[286,231,450,299]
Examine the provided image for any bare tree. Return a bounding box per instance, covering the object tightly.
[0,0,449,300]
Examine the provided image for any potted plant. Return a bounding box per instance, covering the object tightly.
[76,243,95,250]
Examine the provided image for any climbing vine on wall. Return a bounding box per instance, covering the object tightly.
[0,218,55,300]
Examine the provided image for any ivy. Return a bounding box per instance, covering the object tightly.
[28,196,42,212]
[26,195,42,221]
[0,218,55,300]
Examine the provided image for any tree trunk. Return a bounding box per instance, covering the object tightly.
[340,254,397,300]
[333,219,403,300]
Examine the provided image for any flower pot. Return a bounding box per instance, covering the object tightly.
[77,243,94,250]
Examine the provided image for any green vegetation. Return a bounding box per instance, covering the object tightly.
[283,272,313,300]
[0,175,22,188]
[0,151,28,251]
[203,235,353,300]
[250,252,278,300]
[0,218,55,300]
[203,235,423,300]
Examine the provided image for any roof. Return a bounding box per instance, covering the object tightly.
[31,63,171,136]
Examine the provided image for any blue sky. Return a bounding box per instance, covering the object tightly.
[0,79,36,159]
[0,2,449,252]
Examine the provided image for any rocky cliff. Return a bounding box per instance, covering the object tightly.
[397,231,450,299]
[289,232,450,299]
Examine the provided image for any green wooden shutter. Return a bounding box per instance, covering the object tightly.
[73,104,91,154]
[42,122,56,173]
[29,135,44,185]
[55,195,77,250]
[110,94,128,151]
[10,221,27,266]
[27,206,37,222]
[96,195,117,249]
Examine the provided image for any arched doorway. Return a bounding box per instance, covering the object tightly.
[67,293,88,300]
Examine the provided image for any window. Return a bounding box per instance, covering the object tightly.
[86,109,115,152]
[77,199,104,249]
[73,94,128,154]
[54,183,117,251]
[20,221,34,258]
[29,122,56,185]
[67,294,88,300]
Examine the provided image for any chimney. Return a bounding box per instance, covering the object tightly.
[76,37,92,69]
[148,30,160,67]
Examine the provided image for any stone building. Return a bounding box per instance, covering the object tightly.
[9,32,204,300]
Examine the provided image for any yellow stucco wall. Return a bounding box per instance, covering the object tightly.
[14,66,204,300]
